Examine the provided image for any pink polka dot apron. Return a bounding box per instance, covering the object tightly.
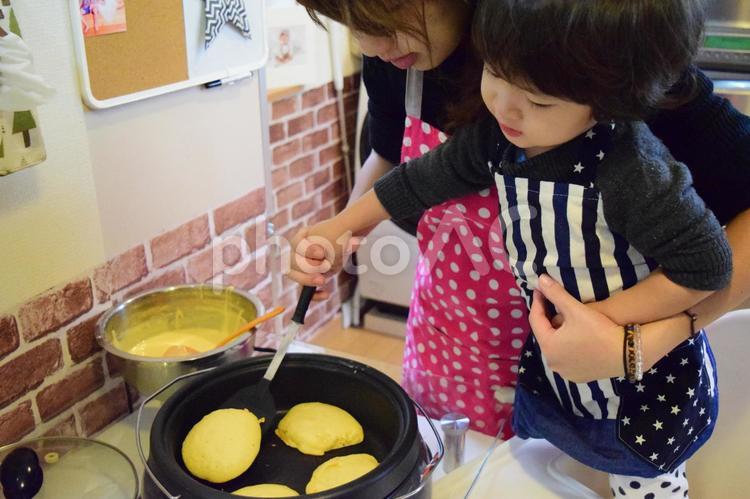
[399,68,528,438]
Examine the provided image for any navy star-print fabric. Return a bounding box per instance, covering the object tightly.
[616,333,717,472]
[490,122,718,474]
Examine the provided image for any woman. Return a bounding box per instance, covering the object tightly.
[289,0,750,438]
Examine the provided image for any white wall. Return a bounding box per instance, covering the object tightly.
[87,77,265,257]
[0,0,105,311]
[0,1,267,311]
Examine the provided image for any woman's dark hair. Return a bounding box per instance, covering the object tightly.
[472,0,706,121]
[296,0,483,131]
[296,0,429,42]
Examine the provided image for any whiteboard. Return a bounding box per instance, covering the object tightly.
[68,0,268,109]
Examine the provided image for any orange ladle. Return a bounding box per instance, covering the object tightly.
[162,306,286,357]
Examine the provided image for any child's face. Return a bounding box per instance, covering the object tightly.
[481,65,596,158]
[353,0,469,71]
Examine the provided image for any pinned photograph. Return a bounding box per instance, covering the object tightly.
[80,0,127,37]
[270,26,307,68]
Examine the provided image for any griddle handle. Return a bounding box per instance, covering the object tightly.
[292,286,316,324]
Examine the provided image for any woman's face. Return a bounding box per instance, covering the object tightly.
[352,0,470,71]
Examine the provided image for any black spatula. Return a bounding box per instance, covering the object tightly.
[221,286,316,433]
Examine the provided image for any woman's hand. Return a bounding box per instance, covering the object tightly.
[529,274,624,383]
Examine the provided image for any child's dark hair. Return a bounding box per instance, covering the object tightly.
[473,0,706,121]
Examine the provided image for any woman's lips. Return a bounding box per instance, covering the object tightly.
[500,123,523,138]
[388,53,418,70]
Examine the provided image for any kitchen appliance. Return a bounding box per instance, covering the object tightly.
[96,284,264,397]
[0,437,139,499]
[139,354,443,499]
[696,0,750,113]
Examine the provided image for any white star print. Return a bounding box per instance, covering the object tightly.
[674,445,680,452]
[649,368,658,375]
[519,367,526,374]
[681,358,689,366]
[708,417,712,424]
[687,387,695,398]
[573,162,584,173]
[524,350,533,358]
[671,405,681,415]
[596,150,605,161]
[649,452,659,461]
[622,416,631,426]
[653,420,664,430]
[699,407,705,415]
[640,404,650,412]
[616,376,626,382]
[635,383,645,393]
[688,338,695,345]
[683,418,689,427]
[667,437,676,445]
[585,129,596,139]
[635,435,646,445]
[666,374,676,384]
[657,394,666,402]
[688,426,694,435]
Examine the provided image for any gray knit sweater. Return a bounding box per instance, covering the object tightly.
[374,117,732,290]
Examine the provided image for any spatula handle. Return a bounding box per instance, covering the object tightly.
[262,286,316,382]
[292,286,316,324]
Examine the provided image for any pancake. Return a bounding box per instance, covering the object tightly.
[233,483,299,497]
[182,408,262,483]
[275,402,363,456]
[305,453,379,494]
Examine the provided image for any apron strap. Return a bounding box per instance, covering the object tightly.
[405,68,424,119]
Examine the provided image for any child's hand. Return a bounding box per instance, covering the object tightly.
[529,274,624,383]
[286,220,359,300]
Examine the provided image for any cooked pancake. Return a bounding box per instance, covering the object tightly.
[305,453,379,494]
[182,408,261,483]
[275,402,363,456]
[232,483,299,497]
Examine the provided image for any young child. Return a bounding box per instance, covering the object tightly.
[293,0,732,495]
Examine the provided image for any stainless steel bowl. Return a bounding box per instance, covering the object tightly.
[96,285,264,397]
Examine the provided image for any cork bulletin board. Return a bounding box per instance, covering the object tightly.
[68,0,267,109]
[83,0,189,102]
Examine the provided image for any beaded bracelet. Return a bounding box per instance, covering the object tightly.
[623,324,643,382]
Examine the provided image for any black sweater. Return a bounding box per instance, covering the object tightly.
[365,60,750,228]
[375,119,732,291]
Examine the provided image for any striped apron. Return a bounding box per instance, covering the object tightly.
[491,123,718,476]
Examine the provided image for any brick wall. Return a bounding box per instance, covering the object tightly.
[0,75,360,446]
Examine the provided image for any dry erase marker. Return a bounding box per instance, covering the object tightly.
[204,72,253,88]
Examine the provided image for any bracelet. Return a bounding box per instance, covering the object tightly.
[634,323,644,381]
[623,324,643,382]
[683,310,698,339]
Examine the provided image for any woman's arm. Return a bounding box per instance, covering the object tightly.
[348,150,394,205]
[532,209,750,382]
[586,270,713,326]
